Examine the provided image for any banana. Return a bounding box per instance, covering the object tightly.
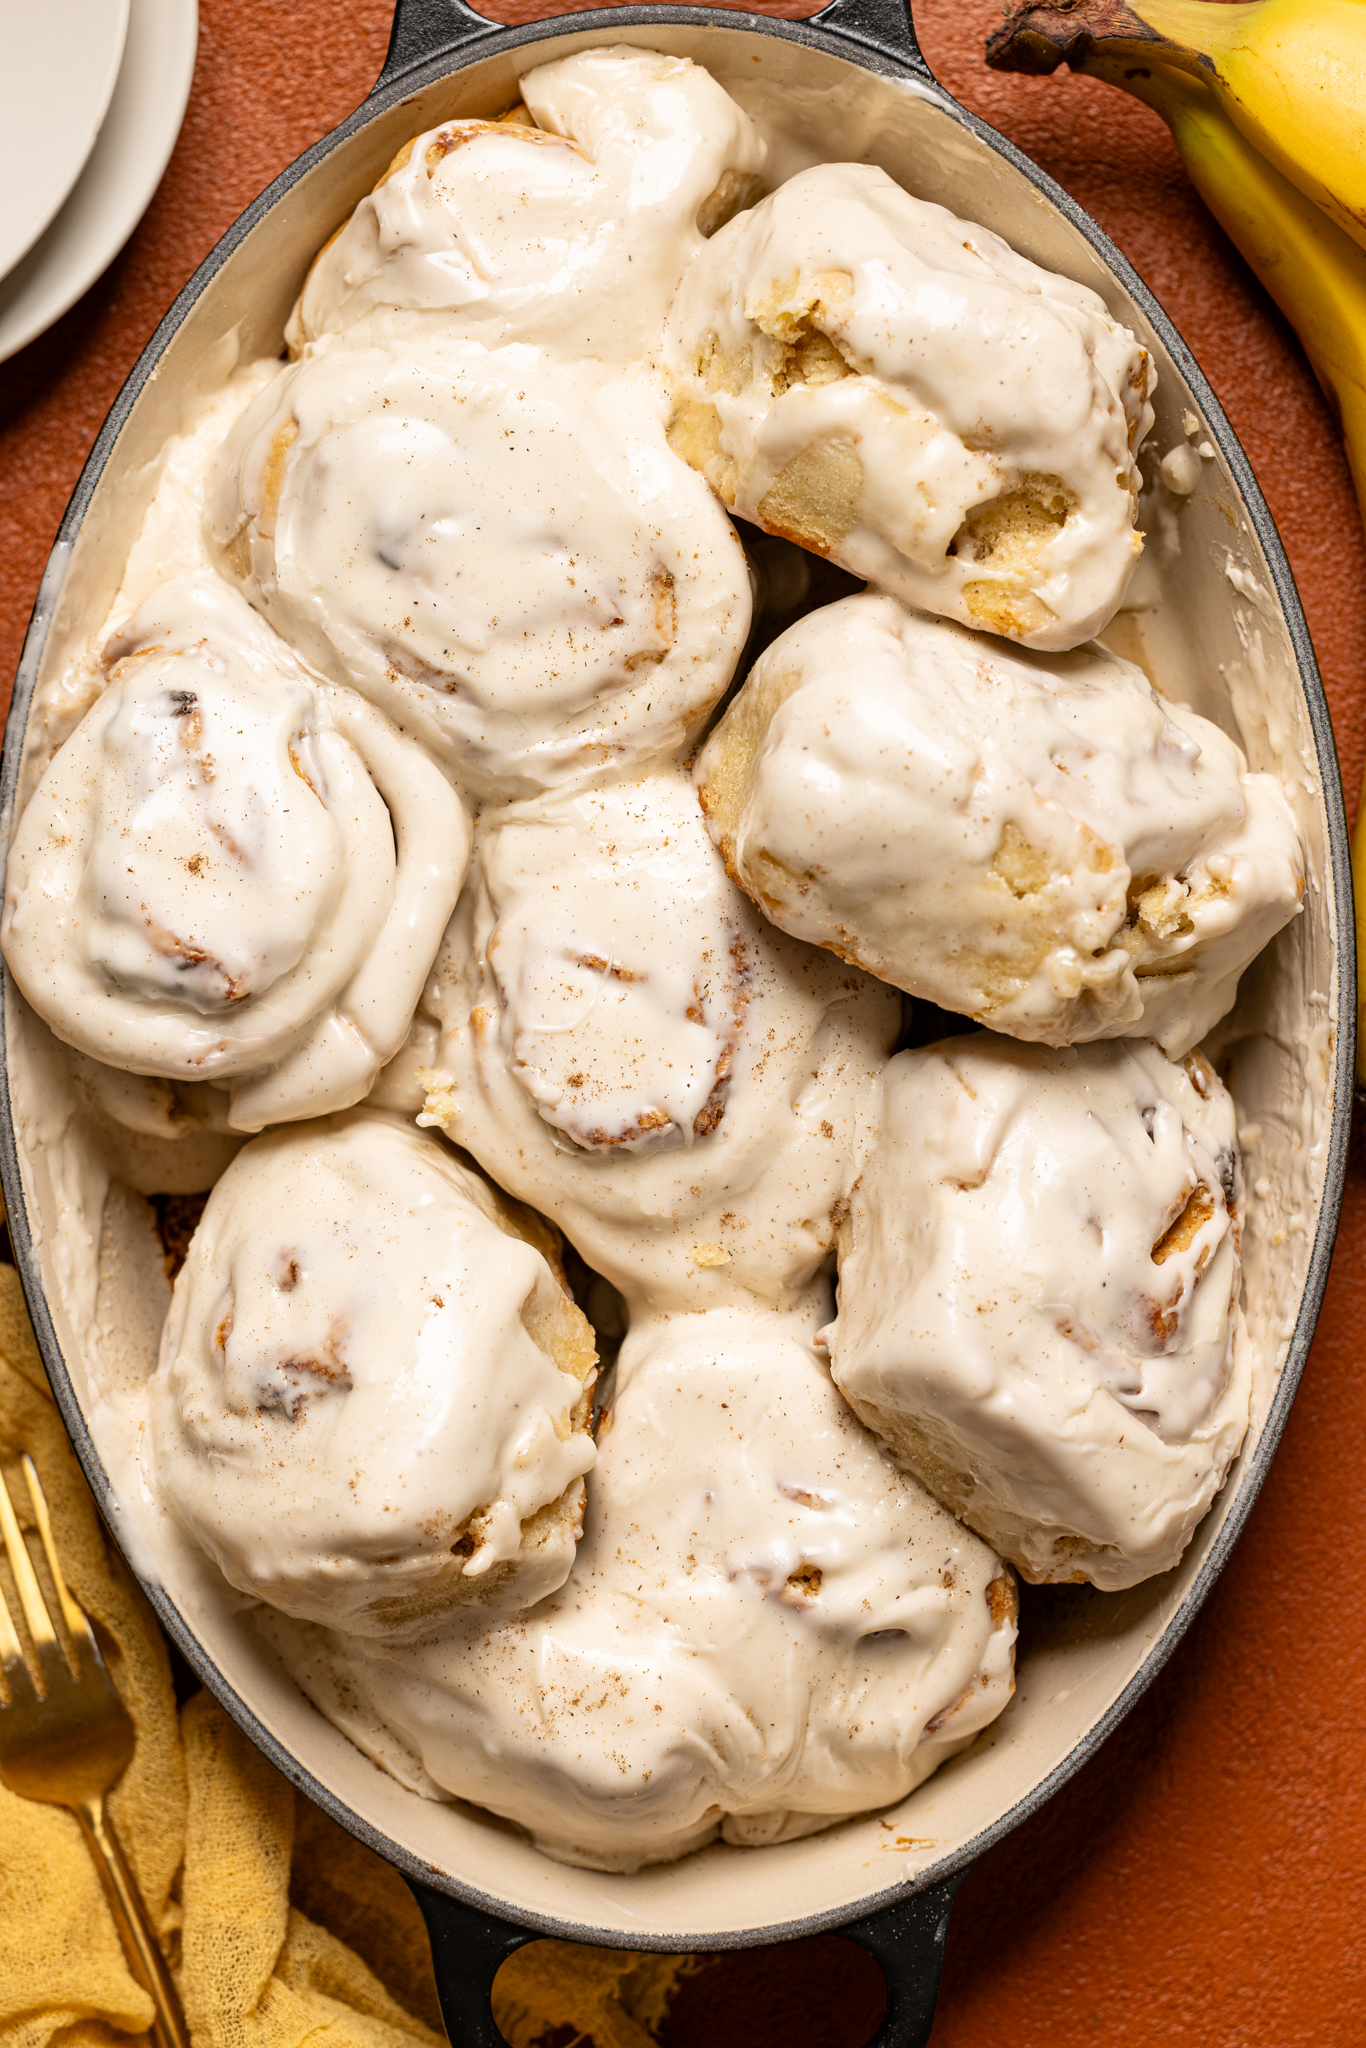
[989,10,1366,1078]
[987,0,1366,258]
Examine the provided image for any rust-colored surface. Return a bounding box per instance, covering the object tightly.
[1,3,1363,2042]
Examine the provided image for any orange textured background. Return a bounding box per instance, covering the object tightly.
[1,3,1363,2043]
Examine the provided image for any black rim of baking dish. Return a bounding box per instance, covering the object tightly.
[0,0,1355,1955]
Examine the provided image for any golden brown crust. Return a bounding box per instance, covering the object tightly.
[1152,1181,1216,1266]
[665,395,737,506]
[483,1184,599,1430]
[986,1571,1018,1632]
[755,438,865,556]
[695,657,809,869]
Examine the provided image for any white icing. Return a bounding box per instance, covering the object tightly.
[18,364,285,799]
[479,797,746,1155]
[287,46,766,365]
[277,1301,1015,1871]
[2,577,469,1130]
[0,47,1327,1879]
[150,1109,596,1635]
[1159,443,1201,495]
[212,343,751,800]
[828,1035,1252,1589]
[3,577,471,1138]
[663,162,1155,651]
[698,592,1305,1055]
[67,1047,236,1145]
[419,770,900,1310]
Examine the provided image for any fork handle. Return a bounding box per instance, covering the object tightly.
[74,1795,190,2048]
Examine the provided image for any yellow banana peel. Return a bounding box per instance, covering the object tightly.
[1134,0,1366,260]
[986,0,1366,258]
[1106,61,1366,497]
[987,4,1366,505]
[987,10,1366,1076]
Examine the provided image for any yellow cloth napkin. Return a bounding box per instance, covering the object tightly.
[0,1264,689,2048]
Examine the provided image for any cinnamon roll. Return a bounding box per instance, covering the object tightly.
[2,576,469,1130]
[212,346,751,800]
[273,1301,1015,1870]
[289,45,766,364]
[664,163,1155,651]
[697,593,1304,1054]
[826,1034,1250,1589]
[419,770,901,1310]
[151,1108,597,1636]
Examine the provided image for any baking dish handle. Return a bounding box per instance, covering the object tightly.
[410,1865,966,2045]
[379,0,932,95]
[839,1867,969,2046]
[379,0,503,90]
[810,0,931,77]
[409,1882,539,2045]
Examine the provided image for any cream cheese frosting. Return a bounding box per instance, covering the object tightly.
[663,163,1155,651]
[418,769,900,1310]
[288,47,765,364]
[827,1035,1251,1589]
[2,576,469,1131]
[696,593,1305,1055]
[212,342,752,800]
[151,1108,597,1636]
[271,1300,1016,1871]
[5,45,1319,1876]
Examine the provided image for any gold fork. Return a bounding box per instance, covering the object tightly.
[0,1455,188,2048]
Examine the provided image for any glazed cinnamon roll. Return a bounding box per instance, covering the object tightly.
[420,770,901,1310]
[212,346,751,800]
[288,45,766,363]
[696,593,1304,1054]
[826,1035,1250,1589]
[151,1108,597,1636]
[2,576,469,1130]
[273,1301,1016,1870]
[664,163,1156,651]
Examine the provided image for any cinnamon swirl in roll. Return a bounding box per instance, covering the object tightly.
[212,345,751,800]
[151,1108,597,1637]
[1,576,469,1130]
[420,769,901,1311]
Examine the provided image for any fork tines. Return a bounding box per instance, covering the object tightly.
[0,1455,96,1701]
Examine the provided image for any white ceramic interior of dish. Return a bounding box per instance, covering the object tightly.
[4,17,1345,1946]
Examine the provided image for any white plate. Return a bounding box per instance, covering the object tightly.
[0,0,197,366]
[0,0,130,281]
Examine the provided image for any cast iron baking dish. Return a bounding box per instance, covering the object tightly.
[1,1,1353,2040]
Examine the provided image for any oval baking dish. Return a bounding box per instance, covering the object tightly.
[0,2,1353,2041]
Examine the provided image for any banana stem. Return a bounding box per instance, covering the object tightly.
[985,1,1200,79]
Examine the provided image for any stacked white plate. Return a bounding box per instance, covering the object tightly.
[0,0,197,364]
